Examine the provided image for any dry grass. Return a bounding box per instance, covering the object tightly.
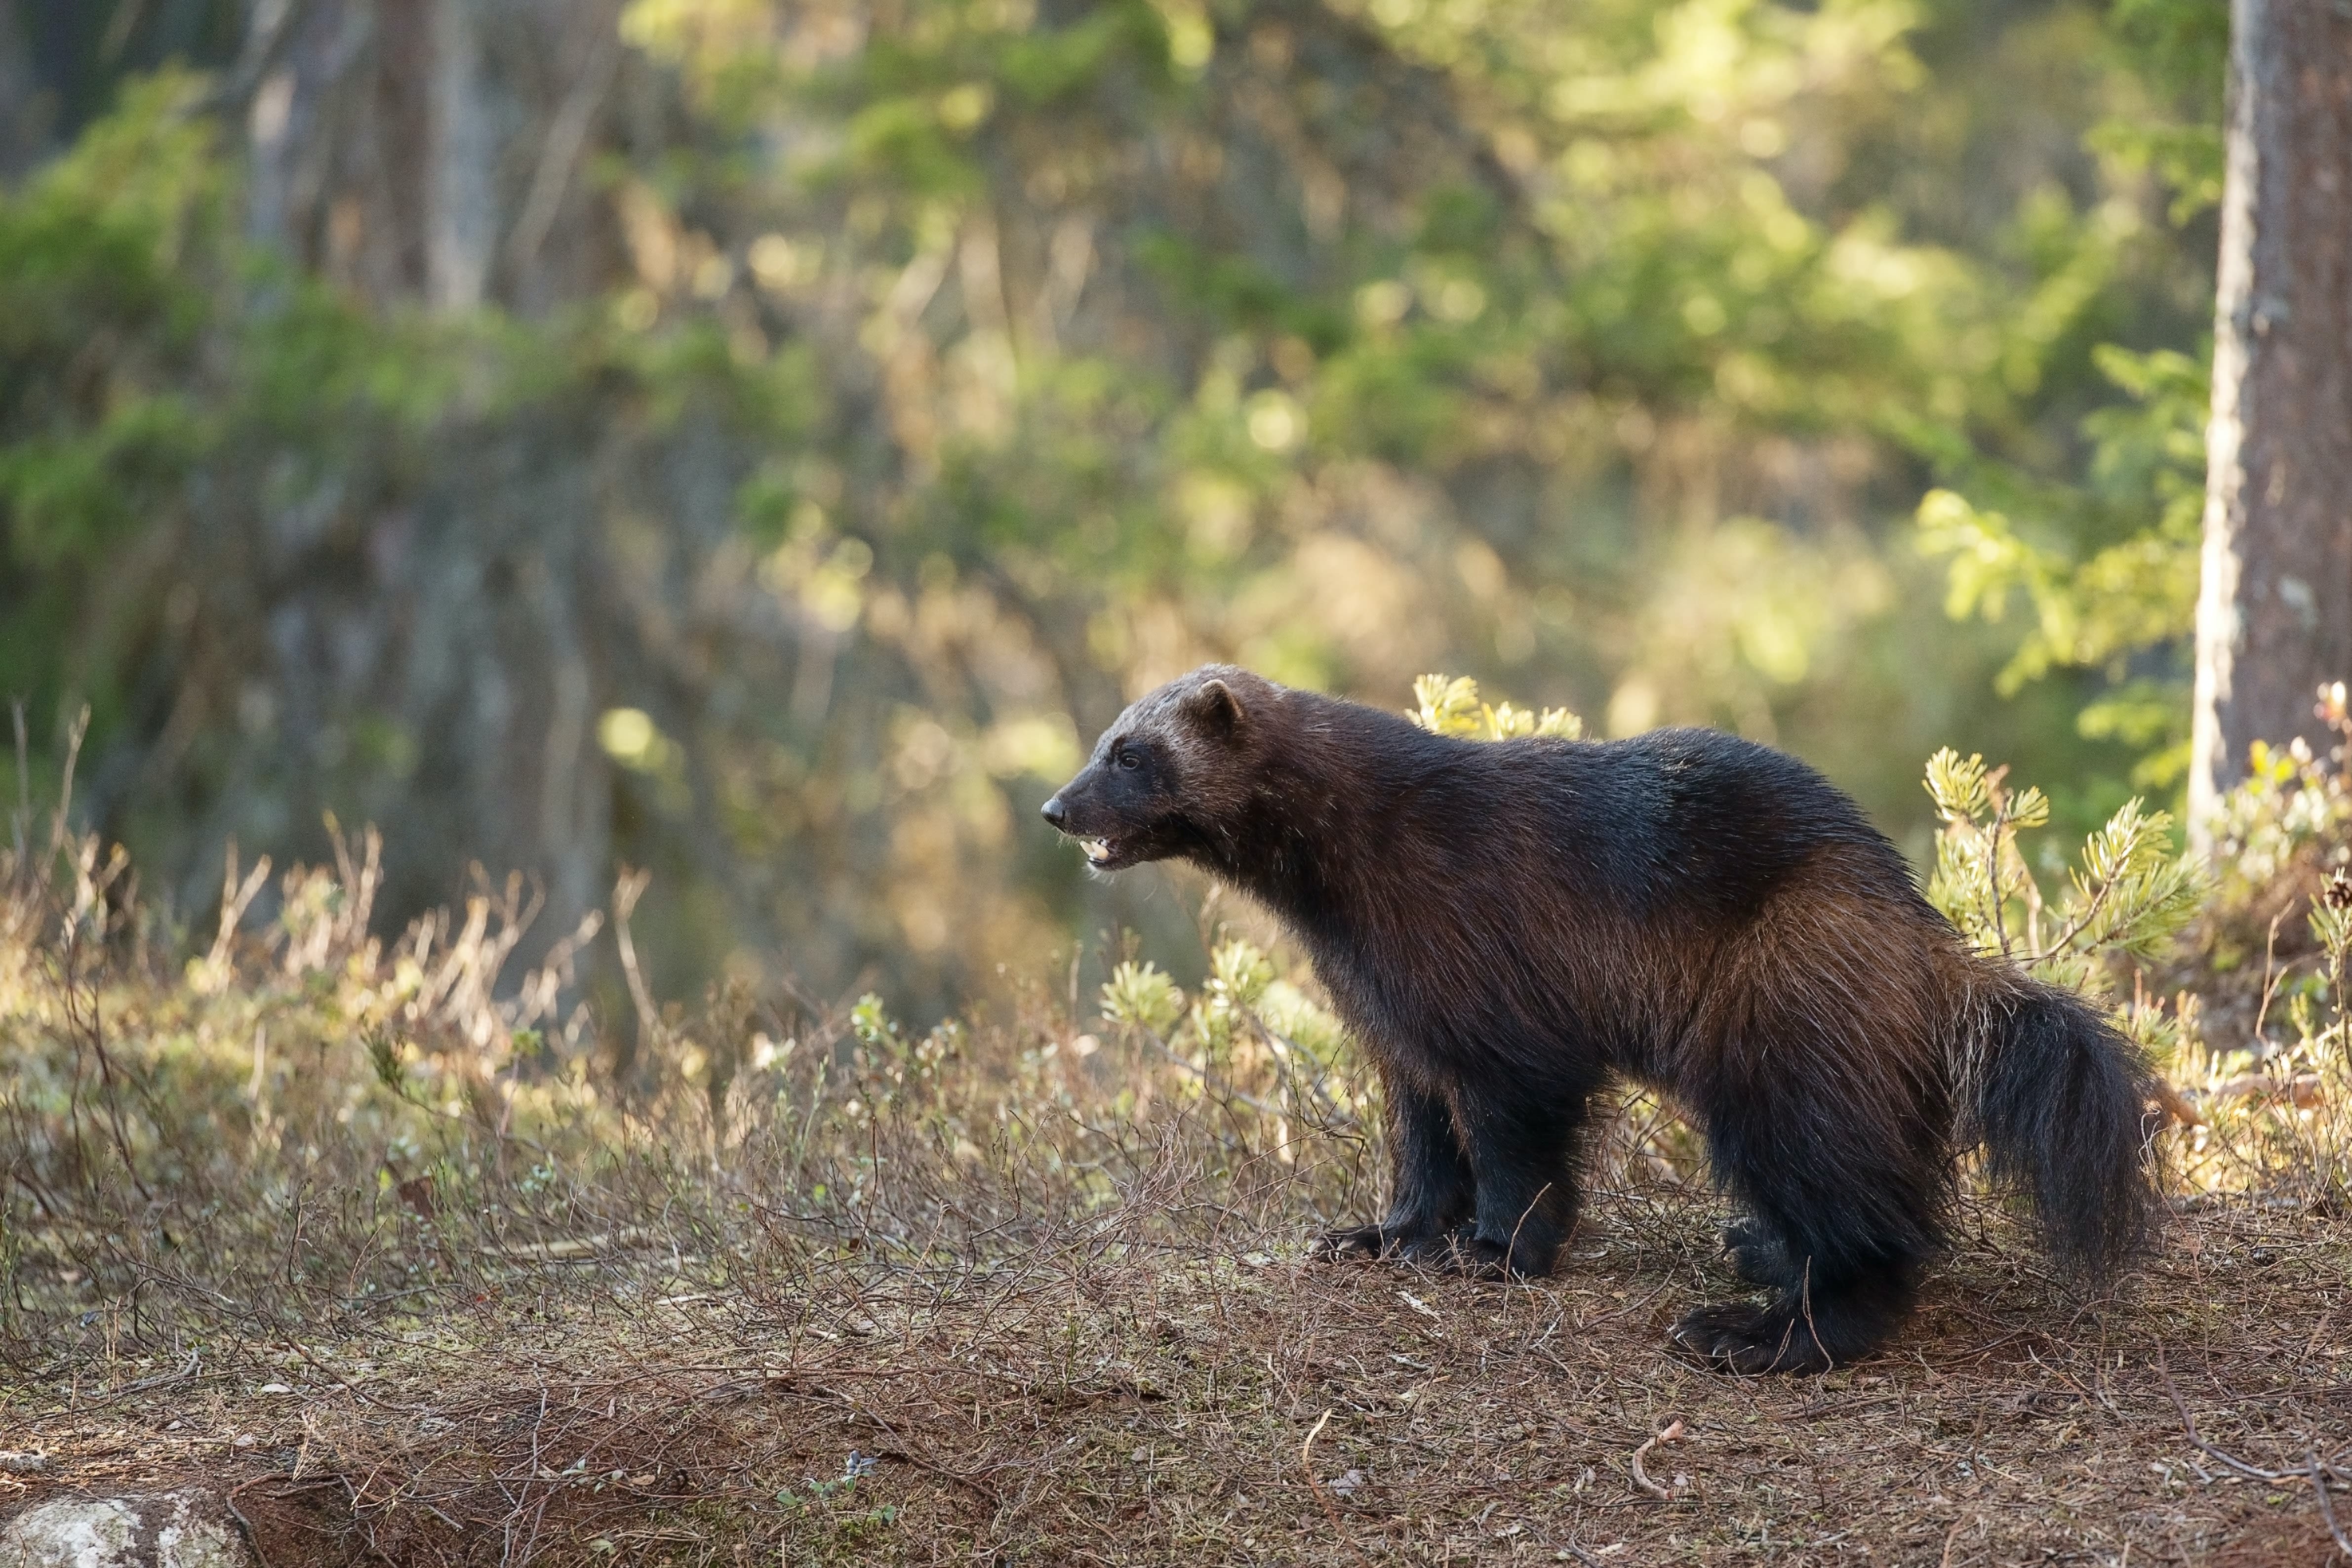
[4,1169,2347,1566]
[3,802,2350,1565]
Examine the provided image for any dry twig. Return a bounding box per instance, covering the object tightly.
[2313,1447,2352,1562]
[2158,1352,2303,1484]
[1630,1416,1686,1501]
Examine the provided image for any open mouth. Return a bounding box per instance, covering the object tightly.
[1082,837,1119,867]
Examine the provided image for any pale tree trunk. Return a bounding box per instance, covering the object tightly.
[426,0,497,307]
[239,0,623,310]
[2189,0,2352,844]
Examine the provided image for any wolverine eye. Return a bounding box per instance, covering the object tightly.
[1116,747,1142,770]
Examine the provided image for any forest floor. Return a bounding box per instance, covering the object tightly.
[6,813,2349,1565]
[4,1186,2347,1567]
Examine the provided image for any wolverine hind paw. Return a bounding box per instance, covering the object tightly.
[1670,1302,1835,1375]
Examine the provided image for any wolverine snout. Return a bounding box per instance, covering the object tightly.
[1041,773,1131,867]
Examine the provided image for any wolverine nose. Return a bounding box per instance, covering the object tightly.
[1040,796,1068,830]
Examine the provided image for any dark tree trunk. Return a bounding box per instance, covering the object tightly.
[0,0,44,177]
[2189,0,2352,839]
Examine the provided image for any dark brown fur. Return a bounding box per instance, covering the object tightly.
[1042,666,2156,1371]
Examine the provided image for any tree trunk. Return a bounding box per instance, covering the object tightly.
[2189,0,2352,842]
[0,0,45,178]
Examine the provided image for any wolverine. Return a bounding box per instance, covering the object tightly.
[1041,665,2155,1372]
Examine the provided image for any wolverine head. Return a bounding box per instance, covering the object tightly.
[1040,664,1271,872]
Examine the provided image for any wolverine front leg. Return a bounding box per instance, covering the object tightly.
[1437,1086,1586,1279]
[1316,1078,1473,1261]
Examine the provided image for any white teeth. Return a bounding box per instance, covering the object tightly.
[1084,839,1115,864]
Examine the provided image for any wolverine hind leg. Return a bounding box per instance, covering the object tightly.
[1676,1045,1947,1371]
[1672,891,1954,1372]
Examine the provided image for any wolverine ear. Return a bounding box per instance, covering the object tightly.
[1186,678,1246,739]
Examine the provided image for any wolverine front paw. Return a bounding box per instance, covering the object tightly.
[1313,1223,1395,1260]
[1312,1222,1467,1265]
[1669,1302,1833,1375]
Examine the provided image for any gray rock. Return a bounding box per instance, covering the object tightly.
[0,1490,256,1568]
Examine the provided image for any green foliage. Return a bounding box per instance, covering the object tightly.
[1100,960,1186,1038]
[2309,872,2352,988]
[2198,688,2352,905]
[1915,341,2208,787]
[1206,937,1274,1011]
[1923,747,2204,1017]
[1192,935,1279,1066]
[2288,871,2352,1202]
[1913,0,2225,797]
[1410,673,1583,741]
[2167,714,2352,1204]
[1099,939,1360,1131]
[2095,0,2231,224]
[1917,350,2205,693]
[0,0,2232,1008]
[0,75,222,568]
[849,991,901,1050]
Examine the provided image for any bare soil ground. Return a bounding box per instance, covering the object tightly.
[6,1186,2346,1567]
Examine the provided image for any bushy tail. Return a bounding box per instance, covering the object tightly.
[1972,981,2158,1278]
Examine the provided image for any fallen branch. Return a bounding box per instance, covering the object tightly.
[1938,1514,1978,1568]
[2158,1353,2301,1483]
[2312,1447,2352,1562]
[1630,1417,1685,1500]
[113,1348,202,1395]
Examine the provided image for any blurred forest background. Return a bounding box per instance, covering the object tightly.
[0,0,2224,1020]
